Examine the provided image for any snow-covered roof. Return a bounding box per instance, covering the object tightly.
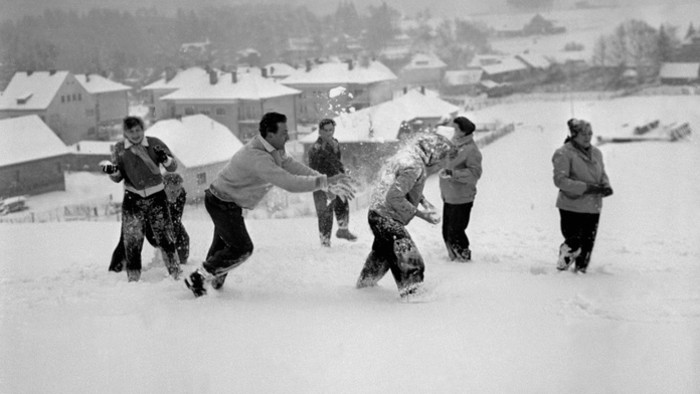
[516,53,552,69]
[443,69,484,86]
[0,71,69,110]
[0,115,69,167]
[659,63,700,80]
[264,63,296,78]
[74,74,132,94]
[403,53,447,70]
[282,60,397,86]
[160,73,301,101]
[142,67,221,91]
[69,140,115,155]
[545,51,589,64]
[300,90,458,143]
[145,115,243,168]
[481,57,528,75]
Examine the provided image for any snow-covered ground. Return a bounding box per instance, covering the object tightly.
[1,96,699,393]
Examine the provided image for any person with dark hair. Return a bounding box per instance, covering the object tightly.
[552,118,613,273]
[185,112,356,297]
[108,173,190,271]
[356,133,457,300]
[439,116,482,262]
[100,116,180,281]
[308,118,357,247]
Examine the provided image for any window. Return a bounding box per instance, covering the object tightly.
[78,93,82,101]
[61,96,65,103]
[184,107,195,115]
[67,95,71,102]
[200,109,210,115]
[72,94,77,101]
[196,172,207,185]
[216,108,226,115]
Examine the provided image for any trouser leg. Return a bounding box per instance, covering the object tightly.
[122,191,146,272]
[313,190,333,245]
[442,202,473,261]
[202,190,253,276]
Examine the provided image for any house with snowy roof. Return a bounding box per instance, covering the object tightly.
[442,68,484,95]
[75,73,131,127]
[281,58,397,125]
[659,63,700,85]
[0,115,71,197]
[141,67,223,120]
[398,53,447,90]
[263,63,297,82]
[299,90,458,182]
[158,71,301,141]
[67,140,115,172]
[479,57,530,84]
[145,115,244,199]
[0,70,96,144]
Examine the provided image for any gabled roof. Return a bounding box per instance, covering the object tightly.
[443,69,484,86]
[159,72,301,101]
[282,60,397,85]
[402,53,447,70]
[481,57,528,75]
[300,90,458,143]
[146,114,243,168]
[0,71,69,110]
[142,67,220,91]
[75,74,132,94]
[515,53,552,69]
[659,63,700,79]
[0,115,69,167]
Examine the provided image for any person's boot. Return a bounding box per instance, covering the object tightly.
[336,228,357,242]
[320,234,331,247]
[127,269,141,282]
[184,267,213,297]
[557,244,580,271]
[211,273,228,290]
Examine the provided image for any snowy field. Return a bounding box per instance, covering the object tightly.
[1,96,699,393]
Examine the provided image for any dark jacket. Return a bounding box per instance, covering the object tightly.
[308,137,345,176]
[552,141,610,214]
[109,136,177,191]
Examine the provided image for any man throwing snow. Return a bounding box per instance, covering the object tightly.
[185,112,355,297]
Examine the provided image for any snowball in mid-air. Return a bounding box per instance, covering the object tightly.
[329,86,347,98]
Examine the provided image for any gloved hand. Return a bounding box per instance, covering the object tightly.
[154,145,170,164]
[584,184,607,195]
[418,209,440,224]
[328,174,356,202]
[601,186,614,197]
[439,169,453,179]
[99,160,119,175]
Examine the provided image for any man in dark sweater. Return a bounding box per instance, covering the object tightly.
[307,118,357,246]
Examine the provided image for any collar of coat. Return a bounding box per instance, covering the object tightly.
[452,133,474,147]
[124,137,149,149]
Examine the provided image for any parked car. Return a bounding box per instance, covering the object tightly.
[0,196,28,215]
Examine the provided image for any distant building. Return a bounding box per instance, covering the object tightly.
[159,71,301,141]
[480,57,530,84]
[659,63,700,85]
[399,53,447,90]
[263,63,297,82]
[67,140,115,172]
[442,69,484,95]
[0,115,70,197]
[75,73,131,127]
[284,38,322,64]
[146,115,244,200]
[141,67,223,120]
[281,58,397,125]
[0,71,95,144]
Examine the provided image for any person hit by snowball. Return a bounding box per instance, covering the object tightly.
[308,118,358,247]
[108,173,190,273]
[100,116,181,282]
[552,118,613,274]
[185,112,356,297]
[356,133,457,300]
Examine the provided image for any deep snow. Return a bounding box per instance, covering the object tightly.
[1,96,699,393]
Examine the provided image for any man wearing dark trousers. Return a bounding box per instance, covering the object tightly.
[308,118,357,246]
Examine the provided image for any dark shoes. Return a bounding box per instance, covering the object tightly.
[211,273,228,290]
[127,269,141,282]
[336,229,357,242]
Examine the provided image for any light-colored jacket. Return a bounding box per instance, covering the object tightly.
[370,133,454,225]
[440,133,482,204]
[210,136,326,209]
[552,141,610,214]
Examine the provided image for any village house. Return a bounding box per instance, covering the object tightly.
[0,70,96,144]
[141,66,223,120]
[299,89,458,183]
[281,58,397,125]
[0,115,71,198]
[659,63,700,85]
[67,140,115,172]
[74,73,131,130]
[398,53,447,91]
[145,114,244,200]
[441,68,484,96]
[263,63,297,82]
[158,69,301,142]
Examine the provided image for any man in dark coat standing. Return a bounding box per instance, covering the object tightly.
[308,118,357,246]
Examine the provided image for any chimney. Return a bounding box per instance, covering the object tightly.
[305,59,312,72]
[420,86,425,95]
[261,67,268,78]
[270,66,275,75]
[85,73,91,82]
[49,69,56,75]
[209,70,218,85]
[347,59,354,71]
[165,66,176,82]
[231,71,237,83]
[403,87,407,94]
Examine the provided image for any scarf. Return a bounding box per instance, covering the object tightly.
[130,144,161,175]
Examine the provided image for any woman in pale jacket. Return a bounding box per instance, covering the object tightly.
[439,116,483,262]
[552,118,613,273]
